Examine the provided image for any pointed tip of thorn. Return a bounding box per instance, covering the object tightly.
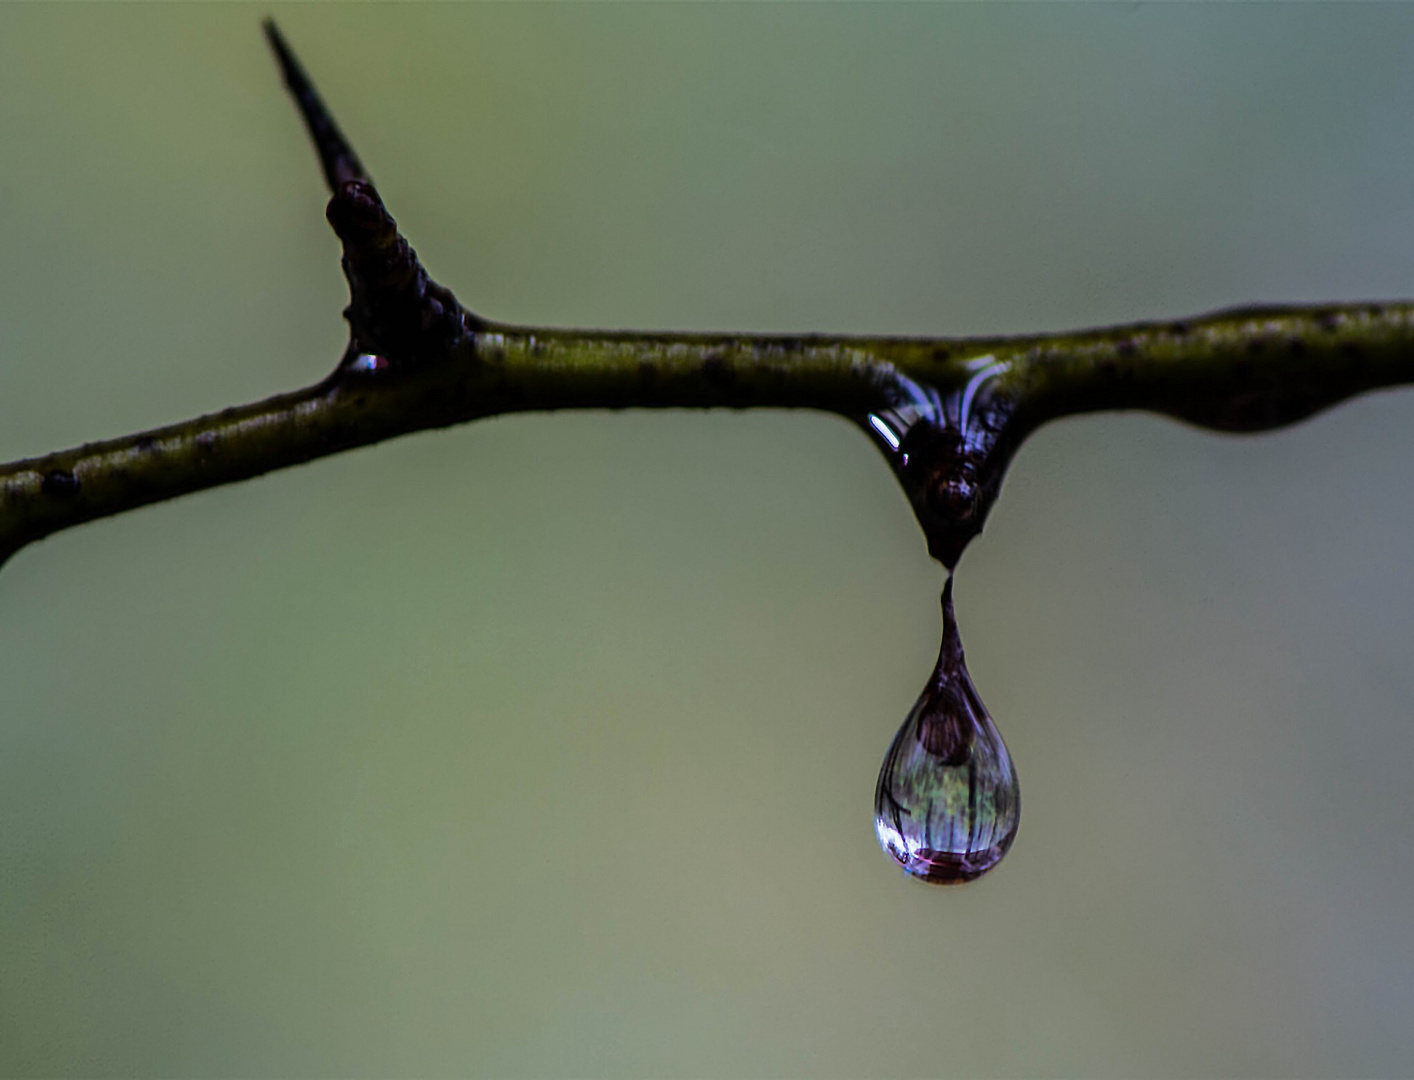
[260,18,369,193]
[262,18,307,95]
[262,18,287,58]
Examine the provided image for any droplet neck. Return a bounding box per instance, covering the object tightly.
[859,362,1021,569]
[917,579,973,767]
[935,575,965,677]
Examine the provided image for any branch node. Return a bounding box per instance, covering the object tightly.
[265,22,482,371]
[326,180,479,368]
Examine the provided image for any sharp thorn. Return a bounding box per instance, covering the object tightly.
[262,19,369,193]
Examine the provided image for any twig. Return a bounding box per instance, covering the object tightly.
[3,23,1413,570]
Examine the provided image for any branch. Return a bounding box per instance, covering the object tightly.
[3,23,1413,571]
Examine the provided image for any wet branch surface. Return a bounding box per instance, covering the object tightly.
[4,22,1414,570]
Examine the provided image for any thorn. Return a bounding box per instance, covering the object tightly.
[262,19,482,364]
[263,19,368,192]
[325,178,479,364]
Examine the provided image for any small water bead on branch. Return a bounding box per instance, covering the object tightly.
[874,576,1020,884]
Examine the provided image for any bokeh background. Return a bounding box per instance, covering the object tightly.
[3,4,1413,1076]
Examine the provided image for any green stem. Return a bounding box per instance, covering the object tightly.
[3,302,1412,568]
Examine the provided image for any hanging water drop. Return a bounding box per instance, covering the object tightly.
[874,576,1020,884]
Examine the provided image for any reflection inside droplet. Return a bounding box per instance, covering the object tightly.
[874,576,1020,884]
[867,413,903,450]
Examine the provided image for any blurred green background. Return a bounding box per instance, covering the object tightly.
[3,4,1413,1076]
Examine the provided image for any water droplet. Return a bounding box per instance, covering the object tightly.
[346,351,391,375]
[874,576,1020,884]
[860,359,1015,569]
